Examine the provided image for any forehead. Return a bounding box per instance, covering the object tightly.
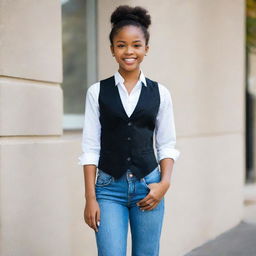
[113,25,145,42]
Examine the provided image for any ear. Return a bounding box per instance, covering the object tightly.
[110,45,114,55]
[145,45,149,55]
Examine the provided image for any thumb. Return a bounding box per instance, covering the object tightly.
[96,209,100,227]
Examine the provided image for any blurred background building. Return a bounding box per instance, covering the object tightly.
[246,0,256,182]
[0,0,254,255]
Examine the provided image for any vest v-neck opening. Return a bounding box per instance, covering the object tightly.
[122,79,140,96]
[115,83,145,120]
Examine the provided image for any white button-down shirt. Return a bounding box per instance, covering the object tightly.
[78,69,180,166]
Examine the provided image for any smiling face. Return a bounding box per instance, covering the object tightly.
[110,25,149,73]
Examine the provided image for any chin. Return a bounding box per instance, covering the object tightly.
[120,65,139,72]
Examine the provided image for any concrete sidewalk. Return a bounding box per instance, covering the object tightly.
[185,221,256,256]
[185,183,256,256]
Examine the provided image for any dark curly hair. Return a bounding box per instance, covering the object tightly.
[109,5,151,46]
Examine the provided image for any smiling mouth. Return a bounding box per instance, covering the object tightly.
[123,58,137,64]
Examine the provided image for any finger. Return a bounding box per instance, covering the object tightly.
[90,215,97,232]
[139,198,156,208]
[84,213,90,225]
[138,197,155,208]
[145,198,155,206]
[95,210,100,231]
[93,214,99,232]
[141,201,158,211]
[137,193,151,206]
[138,193,157,207]
[86,216,92,228]
[92,214,98,233]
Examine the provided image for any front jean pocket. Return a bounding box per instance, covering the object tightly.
[142,167,161,189]
[95,169,114,187]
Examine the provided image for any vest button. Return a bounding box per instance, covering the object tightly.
[127,137,131,141]
[127,157,131,161]
[128,122,132,126]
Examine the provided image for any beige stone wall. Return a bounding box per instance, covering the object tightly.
[0,0,72,255]
[0,0,63,135]
[0,0,245,255]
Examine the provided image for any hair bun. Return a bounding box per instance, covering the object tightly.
[110,5,151,29]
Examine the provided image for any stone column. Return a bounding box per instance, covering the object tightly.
[0,1,72,255]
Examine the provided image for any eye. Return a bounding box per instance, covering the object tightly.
[134,44,142,47]
[117,44,125,48]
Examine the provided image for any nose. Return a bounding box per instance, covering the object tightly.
[125,46,134,54]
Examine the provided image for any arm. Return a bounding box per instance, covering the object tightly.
[78,83,101,232]
[159,158,174,188]
[83,165,97,200]
[137,84,180,211]
[78,83,101,195]
[155,84,180,187]
[83,164,100,232]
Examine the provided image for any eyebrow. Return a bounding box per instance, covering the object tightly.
[116,40,142,43]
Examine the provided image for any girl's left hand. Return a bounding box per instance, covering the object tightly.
[137,181,170,211]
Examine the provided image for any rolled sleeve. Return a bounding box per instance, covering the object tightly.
[155,84,180,163]
[78,83,101,166]
[78,152,99,166]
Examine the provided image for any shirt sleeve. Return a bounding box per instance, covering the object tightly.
[155,84,180,163]
[77,83,101,166]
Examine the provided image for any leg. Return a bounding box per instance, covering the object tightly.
[129,197,165,256]
[95,199,129,256]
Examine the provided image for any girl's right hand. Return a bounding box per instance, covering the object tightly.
[84,198,101,232]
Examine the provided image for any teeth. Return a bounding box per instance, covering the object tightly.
[124,58,136,63]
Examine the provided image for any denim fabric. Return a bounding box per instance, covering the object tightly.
[94,166,165,256]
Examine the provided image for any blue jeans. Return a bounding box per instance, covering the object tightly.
[94,166,165,256]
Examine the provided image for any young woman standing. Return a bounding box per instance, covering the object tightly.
[78,5,180,256]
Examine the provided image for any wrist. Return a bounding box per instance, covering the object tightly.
[160,180,171,188]
[85,194,96,201]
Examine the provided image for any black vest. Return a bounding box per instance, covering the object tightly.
[98,75,160,179]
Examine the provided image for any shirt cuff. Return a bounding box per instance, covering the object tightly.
[77,152,99,166]
[157,148,181,163]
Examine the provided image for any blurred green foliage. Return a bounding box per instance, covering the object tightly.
[247,0,256,53]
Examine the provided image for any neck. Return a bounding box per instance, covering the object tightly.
[118,68,141,83]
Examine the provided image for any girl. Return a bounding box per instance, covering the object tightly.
[78,5,180,256]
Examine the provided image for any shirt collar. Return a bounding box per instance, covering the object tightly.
[114,69,147,87]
